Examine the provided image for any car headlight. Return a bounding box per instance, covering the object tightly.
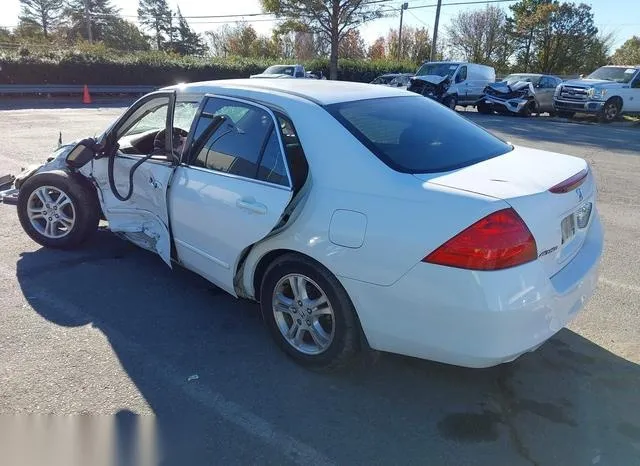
[554,85,561,97]
[588,88,607,100]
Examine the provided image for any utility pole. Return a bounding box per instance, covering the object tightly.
[84,0,92,44]
[398,2,408,60]
[430,0,442,61]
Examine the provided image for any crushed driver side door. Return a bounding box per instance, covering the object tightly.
[83,91,179,266]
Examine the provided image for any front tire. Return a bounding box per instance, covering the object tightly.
[520,100,536,117]
[443,95,457,111]
[259,254,361,371]
[598,98,622,123]
[476,101,492,114]
[17,170,100,249]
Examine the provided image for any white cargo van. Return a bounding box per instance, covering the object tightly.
[409,61,496,109]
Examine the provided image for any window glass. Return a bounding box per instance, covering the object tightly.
[119,98,169,138]
[275,114,308,192]
[257,129,288,186]
[189,98,278,180]
[326,96,512,173]
[539,77,555,88]
[456,66,467,83]
[174,101,200,130]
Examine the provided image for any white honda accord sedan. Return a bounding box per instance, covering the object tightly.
[9,79,603,370]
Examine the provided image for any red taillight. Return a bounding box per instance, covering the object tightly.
[549,168,588,194]
[423,208,537,270]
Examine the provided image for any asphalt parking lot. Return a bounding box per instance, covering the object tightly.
[0,102,639,466]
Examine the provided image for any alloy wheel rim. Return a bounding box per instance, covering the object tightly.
[26,186,76,239]
[272,273,335,355]
[605,103,618,120]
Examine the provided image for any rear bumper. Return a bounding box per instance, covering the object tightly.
[554,99,604,114]
[342,210,603,368]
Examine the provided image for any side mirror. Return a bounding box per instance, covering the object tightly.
[66,140,98,169]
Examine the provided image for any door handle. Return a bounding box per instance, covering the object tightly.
[236,199,267,215]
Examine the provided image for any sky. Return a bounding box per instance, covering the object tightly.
[3,0,639,52]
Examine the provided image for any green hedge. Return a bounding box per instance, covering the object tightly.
[0,48,417,85]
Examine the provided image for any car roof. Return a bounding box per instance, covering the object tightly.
[163,78,411,105]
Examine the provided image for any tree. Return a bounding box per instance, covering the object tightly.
[294,31,317,59]
[65,0,119,43]
[446,6,511,70]
[611,36,640,65]
[103,18,150,51]
[19,0,63,38]
[532,2,598,73]
[137,0,172,50]
[261,0,387,79]
[508,0,548,72]
[368,36,386,59]
[204,23,277,58]
[172,8,206,55]
[205,25,232,57]
[387,27,431,62]
[339,29,365,59]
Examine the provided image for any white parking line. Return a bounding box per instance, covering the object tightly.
[0,264,335,466]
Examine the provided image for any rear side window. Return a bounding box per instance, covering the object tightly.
[326,96,512,173]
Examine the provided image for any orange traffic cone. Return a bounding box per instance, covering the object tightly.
[82,84,92,104]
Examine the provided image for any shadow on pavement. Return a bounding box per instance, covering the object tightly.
[16,231,640,466]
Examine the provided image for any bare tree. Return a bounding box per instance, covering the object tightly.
[446,5,511,70]
[387,26,431,62]
[261,0,386,79]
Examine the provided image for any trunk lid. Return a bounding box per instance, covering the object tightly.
[414,146,596,277]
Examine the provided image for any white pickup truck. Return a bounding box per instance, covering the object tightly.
[553,65,640,122]
[250,64,307,79]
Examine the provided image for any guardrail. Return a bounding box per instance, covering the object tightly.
[0,84,158,96]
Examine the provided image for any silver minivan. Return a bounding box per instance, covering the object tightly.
[409,61,496,109]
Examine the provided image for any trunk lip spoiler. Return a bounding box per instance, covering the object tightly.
[548,168,589,194]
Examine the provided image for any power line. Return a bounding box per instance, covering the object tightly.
[408,0,518,10]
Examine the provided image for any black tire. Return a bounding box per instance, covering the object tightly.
[520,100,536,117]
[557,111,575,119]
[443,95,457,111]
[17,170,100,249]
[259,253,361,371]
[598,98,622,123]
[476,101,492,114]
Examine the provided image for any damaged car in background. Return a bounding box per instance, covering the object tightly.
[0,79,603,372]
[408,61,495,110]
[477,73,563,116]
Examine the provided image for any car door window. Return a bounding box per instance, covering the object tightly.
[118,97,169,139]
[188,97,291,186]
[256,128,289,186]
[456,66,467,83]
[539,77,555,89]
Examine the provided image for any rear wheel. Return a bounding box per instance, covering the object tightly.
[17,170,100,249]
[259,254,361,371]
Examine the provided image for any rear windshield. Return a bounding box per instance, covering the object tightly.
[326,96,512,173]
